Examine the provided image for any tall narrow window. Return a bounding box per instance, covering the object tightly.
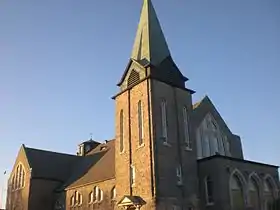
[160,99,168,143]
[203,135,210,157]
[88,191,94,204]
[176,165,182,185]
[225,136,231,156]
[212,136,219,155]
[70,195,75,206]
[205,176,214,204]
[138,100,144,146]
[111,187,116,200]
[120,110,124,153]
[130,165,136,186]
[218,136,225,156]
[183,106,191,149]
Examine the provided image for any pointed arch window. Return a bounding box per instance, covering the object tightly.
[120,110,124,153]
[248,178,260,210]
[230,174,244,210]
[70,191,82,207]
[205,176,214,204]
[138,100,144,146]
[93,186,103,202]
[11,163,25,190]
[160,99,168,143]
[264,178,274,210]
[183,106,191,149]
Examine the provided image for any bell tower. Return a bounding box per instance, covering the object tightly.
[114,0,199,209]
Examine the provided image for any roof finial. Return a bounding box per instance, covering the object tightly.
[89,133,93,140]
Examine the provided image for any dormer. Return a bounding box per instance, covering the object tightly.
[77,140,100,156]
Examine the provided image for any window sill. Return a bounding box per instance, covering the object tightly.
[176,181,183,186]
[206,202,214,206]
[185,147,192,151]
[137,143,145,150]
[163,142,171,147]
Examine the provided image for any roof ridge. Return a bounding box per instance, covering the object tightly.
[25,147,78,157]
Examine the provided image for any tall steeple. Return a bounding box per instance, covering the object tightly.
[131,0,171,66]
[117,0,192,91]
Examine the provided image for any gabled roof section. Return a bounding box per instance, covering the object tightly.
[131,0,170,66]
[24,146,80,182]
[192,95,233,135]
[117,195,146,207]
[65,140,115,189]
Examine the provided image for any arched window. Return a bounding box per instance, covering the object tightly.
[205,176,214,204]
[127,70,140,88]
[111,186,116,200]
[75,191,82,206]
[264,178,274,210]
[120,110,124,153]
[199,114,229,158]
[88,191,94,204]
[70,195,75,207]
[160,99,168,143]
[138,100,144,146]
[183,106,191,149]
[93,186,103,203]
[248,177,260,210]
[12,163,25,190]
[70,191,82,207]
[230,174,245,210]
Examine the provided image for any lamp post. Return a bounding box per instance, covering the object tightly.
[0,170,8,209]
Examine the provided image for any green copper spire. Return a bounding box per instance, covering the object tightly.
[131,0,171,66]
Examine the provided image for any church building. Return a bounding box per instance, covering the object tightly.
[6,0,279,210]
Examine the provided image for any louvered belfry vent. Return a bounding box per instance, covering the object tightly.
[127,70,140,88]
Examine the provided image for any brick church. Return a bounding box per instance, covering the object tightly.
[6,0,279,210]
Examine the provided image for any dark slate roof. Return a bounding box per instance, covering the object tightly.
[24,140,115,190]
[65,140,115,189]
[24,146,81,182]
[198,154,279,168]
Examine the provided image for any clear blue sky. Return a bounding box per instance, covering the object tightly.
[0,0,279,203]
